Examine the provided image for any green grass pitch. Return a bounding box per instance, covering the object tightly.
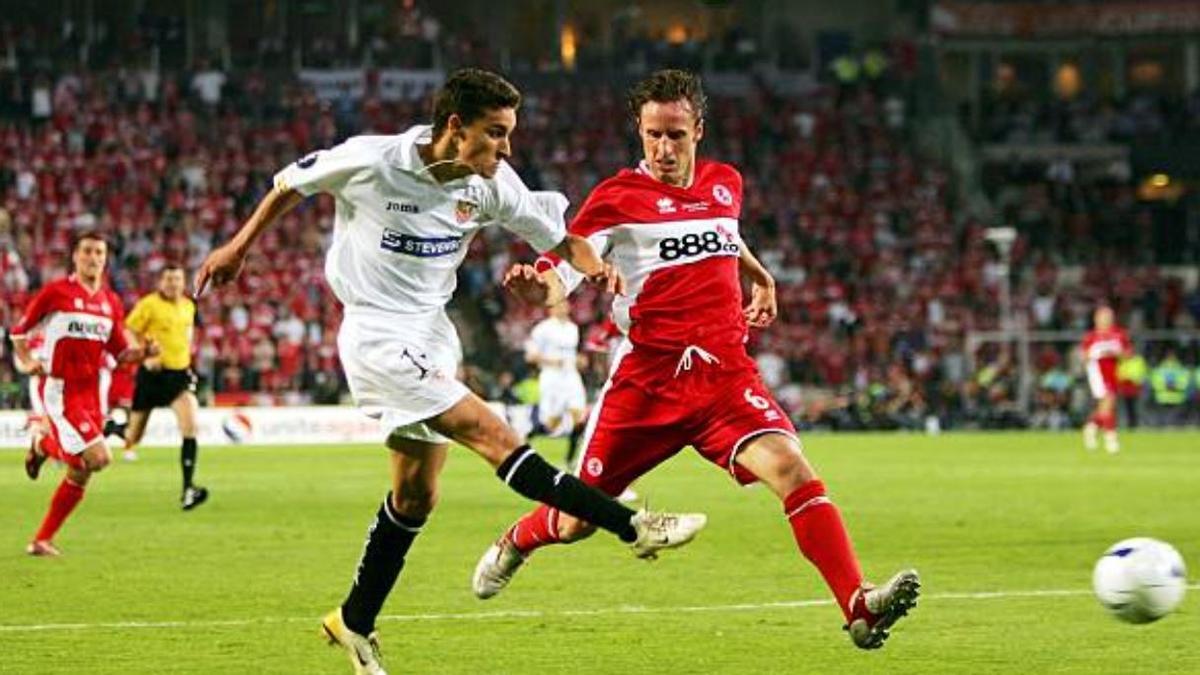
[1,431,1197,674]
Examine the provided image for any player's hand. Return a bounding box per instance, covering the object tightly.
[502,264,551,306]
[586,262,626,296]
[16,356,46,376]
[743,281,777,328]
[194,242,247,297]
[144,338,162,358]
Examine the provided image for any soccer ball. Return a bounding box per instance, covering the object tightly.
[221,411,254,444]
[1092,537,1187,623]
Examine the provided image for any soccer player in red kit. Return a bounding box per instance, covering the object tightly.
[1080,306,1131,453]
[475,70,919,649]
[12,232,156,556]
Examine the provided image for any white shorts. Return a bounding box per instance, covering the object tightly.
[538,369,587,434]
[338,307,469,445]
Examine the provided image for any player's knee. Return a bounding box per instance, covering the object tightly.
[83,450,111,473]
[556,515,597,542]
[741,435,815,493]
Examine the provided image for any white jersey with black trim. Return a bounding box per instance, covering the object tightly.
[273,125,567,315]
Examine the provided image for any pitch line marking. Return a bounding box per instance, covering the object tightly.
[0,585,1196,633]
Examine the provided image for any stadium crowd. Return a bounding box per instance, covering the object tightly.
[3,62,1200,428]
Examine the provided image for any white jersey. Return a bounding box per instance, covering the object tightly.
[274,125,567,315]
[526,317,580,377]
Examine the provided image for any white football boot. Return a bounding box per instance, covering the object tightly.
[629,509,708,560]
[473,535,527,599]
[845,569,921,649]
[321,608,387,675]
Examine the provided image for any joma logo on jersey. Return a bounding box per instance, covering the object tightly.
[67,320,109,338]
[386,201,420,214]
[380,228,463,257]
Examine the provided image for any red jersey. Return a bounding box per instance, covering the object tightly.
[11,275,129,382]
[1081,327,1131,368]
[1081,326,1131,398]
[540,160,747,358]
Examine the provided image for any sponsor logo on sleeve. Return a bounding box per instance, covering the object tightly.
[380,228,463,257]
[712,184,733,206]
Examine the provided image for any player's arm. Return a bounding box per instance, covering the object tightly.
[10,286,53,375]
[107,304,159,364]
[197,139,371,296]
[552,234,624,296]
[495,184,624,300]
[195,185,305,295]
[738,243,777,328]
[11,335,44,376]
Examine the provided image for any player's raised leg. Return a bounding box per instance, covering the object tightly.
[735,432,919,649]
[474,384,695,599]
[430,392,705,555]
[323,436,445,675]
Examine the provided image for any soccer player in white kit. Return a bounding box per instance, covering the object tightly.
[525,301,588,438]
[195,69,706,675]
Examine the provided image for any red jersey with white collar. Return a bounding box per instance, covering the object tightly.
[540,159,747,358]
[11,275,128,381]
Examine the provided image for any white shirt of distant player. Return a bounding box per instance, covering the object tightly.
[527,317,580,378]
[273,125,567,316]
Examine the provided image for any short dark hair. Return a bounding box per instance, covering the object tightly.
[71,230,107,252]
[161,261,186,275]
[431,68,522,138]
[627,69,707,125]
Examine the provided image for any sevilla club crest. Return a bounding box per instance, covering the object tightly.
[454,200,477,224]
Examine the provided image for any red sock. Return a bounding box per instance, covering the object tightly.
[507,505,562,554]
[34,477,86,542]
[784,479,864,619]
[1097,410,1116,431]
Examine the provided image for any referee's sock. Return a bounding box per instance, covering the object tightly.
[496,445,637,542]
[341,493,425,635]
[181,438,198,490]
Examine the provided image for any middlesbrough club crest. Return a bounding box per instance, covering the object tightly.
[454,200,477,223]
[712,184,733,206]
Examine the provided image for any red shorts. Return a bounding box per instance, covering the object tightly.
[38,376,105,455]
[575,344,797,494]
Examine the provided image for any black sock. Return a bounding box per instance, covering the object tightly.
[342,494,425,635]
[496,445,636,542]
[181,438,198,489]
[103,419,127,440]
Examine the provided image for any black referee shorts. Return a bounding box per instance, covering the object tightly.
[132,367,198,411]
